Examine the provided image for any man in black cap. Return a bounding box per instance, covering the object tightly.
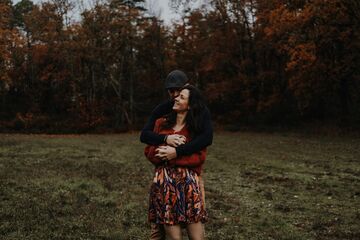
[140,70,213,240]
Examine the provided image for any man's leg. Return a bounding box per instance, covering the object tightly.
[150,223,166,240]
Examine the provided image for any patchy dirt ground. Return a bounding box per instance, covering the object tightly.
[0,133,359,239]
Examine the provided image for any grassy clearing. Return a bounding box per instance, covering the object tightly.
[0,132,359,239]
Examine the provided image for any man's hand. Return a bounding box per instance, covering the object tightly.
[165,134,186,147]
[155,146,177,161]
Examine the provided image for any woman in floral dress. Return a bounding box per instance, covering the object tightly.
[145,85,208,240]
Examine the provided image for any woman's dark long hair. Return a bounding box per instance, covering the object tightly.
[161,85,206,138]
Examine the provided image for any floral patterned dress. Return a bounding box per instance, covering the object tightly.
[145,118,207,225]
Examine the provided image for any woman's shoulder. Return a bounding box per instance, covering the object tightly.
[155,117,166,127]
[154,118,168,134]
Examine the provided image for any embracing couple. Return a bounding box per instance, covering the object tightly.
[140,70,213,240]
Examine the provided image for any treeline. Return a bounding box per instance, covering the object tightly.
[0,0,359,133]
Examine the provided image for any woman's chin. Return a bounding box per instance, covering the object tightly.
[173,106,184,112]
[173,108,188,113]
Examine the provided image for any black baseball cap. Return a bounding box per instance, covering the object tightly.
[164,70,188,89]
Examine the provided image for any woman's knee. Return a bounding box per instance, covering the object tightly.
[186,222,204,240]
[164,225,182,240]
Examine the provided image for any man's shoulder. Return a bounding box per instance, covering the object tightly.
[156,99,172,107]
[152,100,173,113]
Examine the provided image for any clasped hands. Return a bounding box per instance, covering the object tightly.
[155,134,186,161]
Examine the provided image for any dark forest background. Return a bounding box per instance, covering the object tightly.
[1,0,359,133]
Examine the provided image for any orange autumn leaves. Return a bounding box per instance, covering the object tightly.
[0,0,359,132]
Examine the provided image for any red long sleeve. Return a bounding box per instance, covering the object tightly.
[144,119,165,166]
[144,145,163,166]
[144,118,206,175]
[168,149,206,167]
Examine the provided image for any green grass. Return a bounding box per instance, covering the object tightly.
[0,132,359,239]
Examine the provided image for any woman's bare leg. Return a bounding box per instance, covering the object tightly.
[164,225,183,240]
[186,222,204,240]
[199,176,205,208]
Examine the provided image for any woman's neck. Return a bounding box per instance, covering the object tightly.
[174,112,187,130]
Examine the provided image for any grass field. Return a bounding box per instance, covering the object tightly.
[1,132,359,240]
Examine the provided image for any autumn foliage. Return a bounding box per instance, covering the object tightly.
[0,0,359,132]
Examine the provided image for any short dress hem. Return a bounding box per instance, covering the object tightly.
[148,166,208,226]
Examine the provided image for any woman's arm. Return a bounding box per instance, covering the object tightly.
[144,118,166,166]
[167,149,206,167]
[144,145,163,166]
